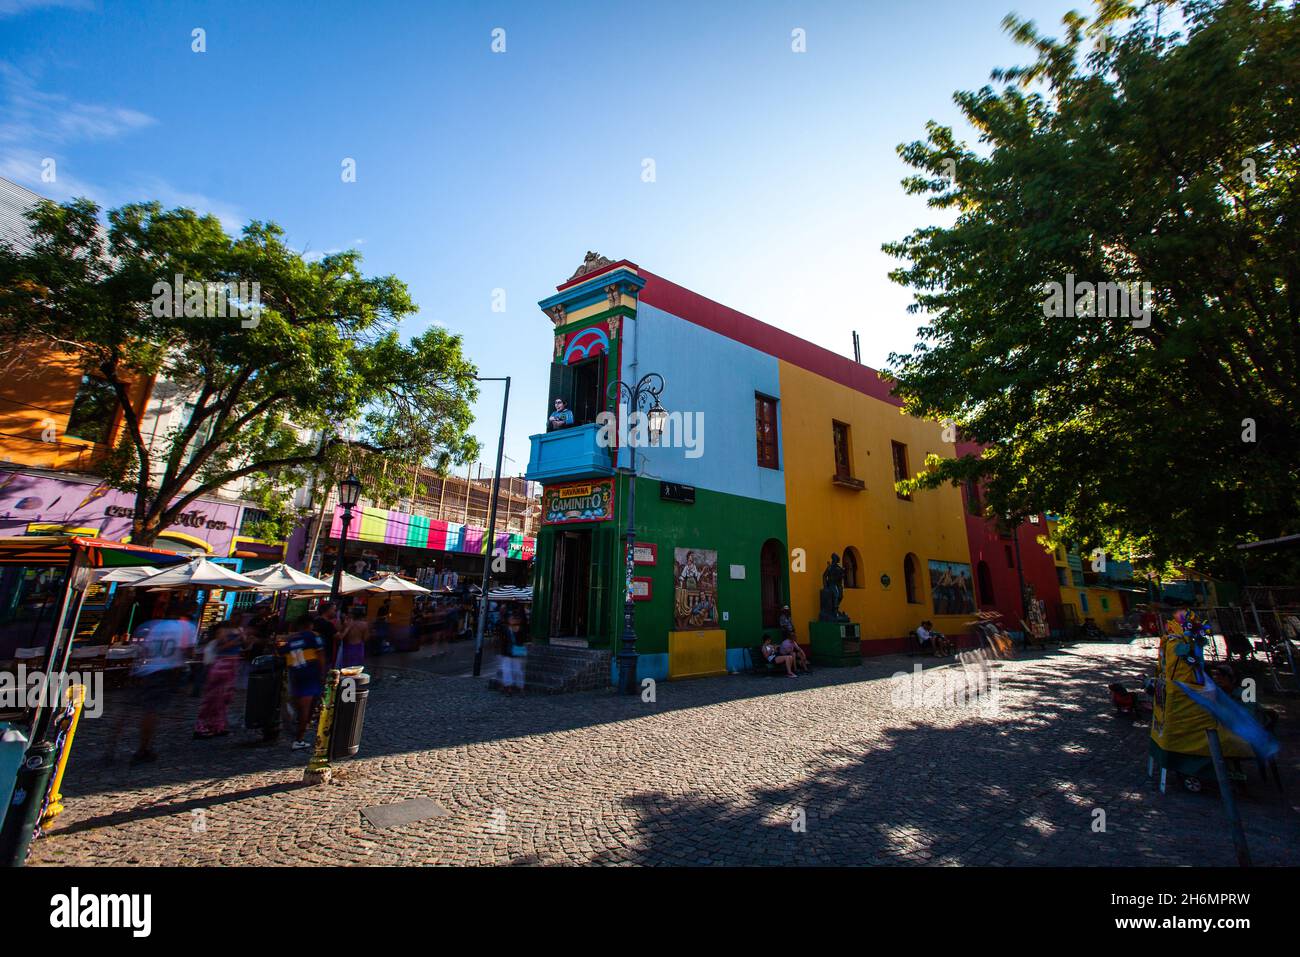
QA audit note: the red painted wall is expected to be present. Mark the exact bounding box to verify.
[956,441,1064,633]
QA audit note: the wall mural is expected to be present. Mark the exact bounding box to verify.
[928,559,976,615]
[674,547,718,629]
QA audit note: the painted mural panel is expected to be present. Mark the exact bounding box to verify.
[673,547,718,629]
[0,470,242,553]
[928,559,976,615]
[542,479,614,525]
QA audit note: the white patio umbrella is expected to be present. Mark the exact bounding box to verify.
[95,565,162,584]
[242,562,333,593]
[365,573,431,594]
[134,557,262,590]
[333,571,378,594]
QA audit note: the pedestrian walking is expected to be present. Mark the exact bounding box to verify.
[194,622,243,737]
[281,615,327,751]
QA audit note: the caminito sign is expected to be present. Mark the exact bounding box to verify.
[542,479,615,525]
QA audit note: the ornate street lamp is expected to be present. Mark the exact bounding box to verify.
[607,372,666,694]
[329,472,363,604]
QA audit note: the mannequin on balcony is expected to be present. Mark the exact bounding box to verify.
[548,397,574,431]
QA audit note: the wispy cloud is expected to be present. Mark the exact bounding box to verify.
[0,0,93,17]
[0,61,243,230]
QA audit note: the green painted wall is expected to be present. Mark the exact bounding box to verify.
[612,475,788,653]
[531,475,788,653]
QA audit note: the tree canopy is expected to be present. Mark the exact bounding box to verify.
[0,198,481,545]
[884,0,1299,575]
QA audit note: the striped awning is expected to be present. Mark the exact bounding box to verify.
[487,585,533,602]
[0,536,192,568]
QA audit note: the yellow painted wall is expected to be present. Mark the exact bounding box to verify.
[0,351,150,471]
[778,361,974,644]
[1060,586,1127,631]
[668,628,727,679]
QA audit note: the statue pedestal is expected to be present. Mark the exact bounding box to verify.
[808,620,861,667]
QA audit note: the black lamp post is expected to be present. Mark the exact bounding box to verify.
[472,376,511,678]
[329,472,363,604]
[608,373,667,694]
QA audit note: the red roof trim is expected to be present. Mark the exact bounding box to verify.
[637,270,902,407]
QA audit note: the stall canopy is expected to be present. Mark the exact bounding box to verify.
[488,586,533,602]
[134,557,261,590]
[94,565,162,584]
[0,536,189,568]
[337,572,379,595]
[242,563,333,593]
[366,574,431,594]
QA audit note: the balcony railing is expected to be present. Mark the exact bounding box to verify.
[524,423,615,483]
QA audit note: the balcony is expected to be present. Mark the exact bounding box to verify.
[525,423,615,483]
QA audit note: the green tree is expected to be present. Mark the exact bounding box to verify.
[0,199,481,546]
[884,0,1299,573]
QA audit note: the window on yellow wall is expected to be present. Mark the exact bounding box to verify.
[891,441,911,500]
[1100,596,1110,612]
[832,421,852,479]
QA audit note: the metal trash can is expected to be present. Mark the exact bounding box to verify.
[244,655,283,740]
[0,724,30,837]
[0,740,55,866]
[329,670,369,760]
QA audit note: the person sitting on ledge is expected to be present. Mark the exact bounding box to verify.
[547,397,574,431]
[778,605,811,673]
[917,619,953,657]
[761,635,797,678]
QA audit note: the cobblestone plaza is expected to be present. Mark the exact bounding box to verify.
[30,641,1299,867]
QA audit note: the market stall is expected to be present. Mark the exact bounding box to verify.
[0,536,187,865]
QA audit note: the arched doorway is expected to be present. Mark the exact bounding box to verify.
[760,539,785,629]
[841,546,861,588]
[903,553,922,605]
[977,560,995,607]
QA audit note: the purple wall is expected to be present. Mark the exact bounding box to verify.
[0,469,243,554]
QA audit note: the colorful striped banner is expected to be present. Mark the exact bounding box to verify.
[329,506,531,558]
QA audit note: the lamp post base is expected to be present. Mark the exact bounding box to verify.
[616,642,638,695]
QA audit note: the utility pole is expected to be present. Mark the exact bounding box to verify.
[472,377,511,678]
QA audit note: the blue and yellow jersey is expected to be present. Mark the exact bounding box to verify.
[282,631,324,679]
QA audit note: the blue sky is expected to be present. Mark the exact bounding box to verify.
[1,0,1077,474]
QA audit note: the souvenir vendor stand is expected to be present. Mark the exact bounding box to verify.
[1149,611,1254,793]
[0,536,187,865]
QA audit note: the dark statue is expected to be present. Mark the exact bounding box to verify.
[818,553,849,622]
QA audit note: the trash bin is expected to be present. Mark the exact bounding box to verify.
[0,740,55,866]
[329,670,369,760]
[0,724,30,837]
[244,655,283,741]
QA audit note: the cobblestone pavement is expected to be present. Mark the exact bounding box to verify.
[29,640,1300,866]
